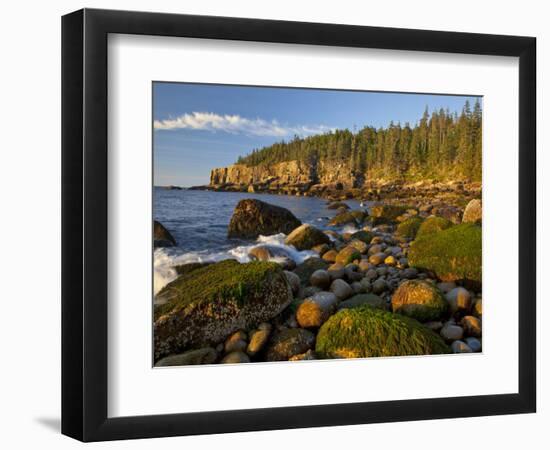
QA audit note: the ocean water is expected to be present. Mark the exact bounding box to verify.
[153,188,365,294]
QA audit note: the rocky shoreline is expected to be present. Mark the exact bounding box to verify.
[153,194,482,366]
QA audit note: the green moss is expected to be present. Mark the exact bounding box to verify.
[174,262,212,276]
[396,217,424,239]
[391,280,447,321]
[409,223,481,284]
[155,259,282,320]
[316,305,450,358]
[416,216,453,238]
[329,211,358,227]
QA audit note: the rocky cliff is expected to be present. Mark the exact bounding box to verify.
[209,160,362,194]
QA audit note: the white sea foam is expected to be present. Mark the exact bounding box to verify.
[153,233,317,294]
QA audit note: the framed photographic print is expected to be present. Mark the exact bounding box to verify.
[61,8,536,442]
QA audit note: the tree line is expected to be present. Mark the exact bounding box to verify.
[235,99,482,182]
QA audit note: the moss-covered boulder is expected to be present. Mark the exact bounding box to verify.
[409,223,482,285]
[350,230,374,244]
[227,199,301,239]
[293,257,330,284]
[174,262,213,276]
[316,306,450,358]
[285,223,331,250]
[154,260,292,360]
[391,280,448,321]
[329,211,358,227]
[416,216,453,238]
[369,204,408,223]
[335,246,361,265]
[396,217,424,239]
[154,220,177,248]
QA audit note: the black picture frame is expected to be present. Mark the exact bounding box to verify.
[62,8,536,442]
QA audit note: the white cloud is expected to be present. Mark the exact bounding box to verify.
[153,112,333,137]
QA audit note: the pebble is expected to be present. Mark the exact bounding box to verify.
[473,299,482,318]
[327,263,345,280]
[221,351,251,363]
[461,315,482,337]
[446,287,472,315]
[284,270,301,295]
[465,337,482,352]
[424,321,443,332]
[372,278,387,294]
[247,325,272,356]
[368,252,387,265]
[310,269,331,289]
[330,279,354,301]
[384,255,397,266]
[322,249,338,263]
[224,330,248,353]
[451,340,473,353]
[440,324,464,342]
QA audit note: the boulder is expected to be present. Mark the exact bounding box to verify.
[329,211,359,227]
[154,220,177,248]
[316,305,450,358]
[227,199,301,239]
[154,260,292,360]
[462,199,482,224]
[348,239,368,254]
[266,328,316,361]
[408,224,482,286]
[174,262,212,276]
[285,224,331,250]
[296,292,339,328]
[155,347,217,366]
[416,216,453,238]
[395,217,424,239]
[391,280,448,321]
[335,246,361,265]
[327,201,350,210]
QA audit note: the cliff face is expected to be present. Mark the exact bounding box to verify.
[210,160,361,192]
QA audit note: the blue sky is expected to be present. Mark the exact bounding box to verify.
[153,82,480,187]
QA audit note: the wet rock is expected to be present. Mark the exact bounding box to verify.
[348,239,368,254]
[154,220,177,248]
[293,257,329,284]
[285,223,331,250]
[335,246,361,265]
[327,263,346,280]
[368,252,387,266]
[224,330,248,353]
[227,199,301,239]
[338,293,386,311]
[322,249,338,263]
[473,299,482,318]
[372,278,387,294]
[312,243,330,256]
[289,349,317,361]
